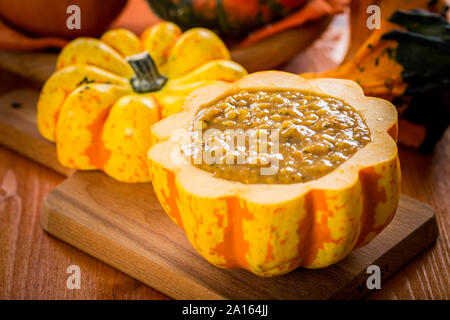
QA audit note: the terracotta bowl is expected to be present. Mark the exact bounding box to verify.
[0,0,128,39]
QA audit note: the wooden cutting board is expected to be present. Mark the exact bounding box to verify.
[40,172,438,299]
[0,87,440,299]
[0,88,73,176]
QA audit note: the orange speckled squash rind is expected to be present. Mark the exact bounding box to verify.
[148,71,400,277]
[37,22,247,183]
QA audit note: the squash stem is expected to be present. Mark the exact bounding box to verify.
[126,52,167,93]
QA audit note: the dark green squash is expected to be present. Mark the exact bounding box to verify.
[146,0,307,38]
[384,9,450,151]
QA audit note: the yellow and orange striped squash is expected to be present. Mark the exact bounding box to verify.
[37,22,247,182]
[148,71,401,277]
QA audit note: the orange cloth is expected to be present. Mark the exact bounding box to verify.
[239,0,349,47]
[0,18,68,50]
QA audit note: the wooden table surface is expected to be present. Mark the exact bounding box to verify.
[0,67,449,300]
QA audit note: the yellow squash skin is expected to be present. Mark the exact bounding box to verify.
[148,71,401,277]
[37,22,247,182]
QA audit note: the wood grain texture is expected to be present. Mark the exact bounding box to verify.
[0,51,56,84]
[368,130,450,300]
[40,170,438,300]
[0,88,73,176]
[0,145,169,300]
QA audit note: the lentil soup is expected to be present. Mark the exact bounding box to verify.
[185,90,371,184]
